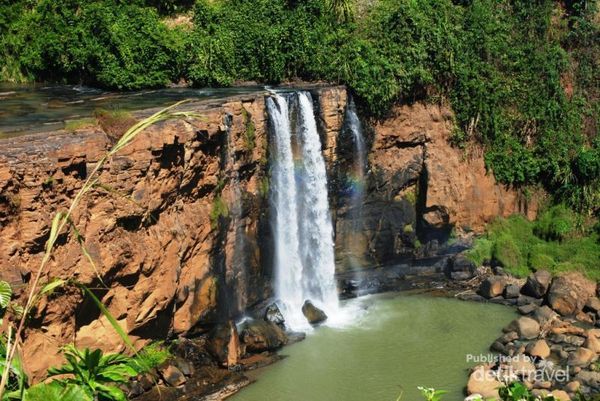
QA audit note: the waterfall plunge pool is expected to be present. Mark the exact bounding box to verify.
[230,293,516,401]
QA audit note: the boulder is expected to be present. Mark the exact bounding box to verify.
[517,295,543,307]
[547,273,596,316]
[504,284,521,299]
[466,365,501,399]
[550,390,571,401]
[240,319,287,352]
[564,381,581,393]
[584,336,600,353]
[159,364,186,387]
[507,317,541,340]
[585,297,600,314]
[521,270,552,298]
[568,347,597,367]
[302,300,328,324]
[506,354,536,377]
[518,304,539,315]
[532,305,559,326]
[575,370,600,387]
[448,253,476,280]
[264,303,285,328]
[526,340,551,359]
[478,277,506,299]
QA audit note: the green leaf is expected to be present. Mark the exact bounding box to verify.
[95,383,127,401]
[97,364,137,383]
[39,279,66,297]
[24,382,92,401]
[0,281,12,309]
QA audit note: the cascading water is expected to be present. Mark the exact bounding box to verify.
[343,97,368,270]
[267,92,339,330]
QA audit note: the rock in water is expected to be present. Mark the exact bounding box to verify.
[521,270,552,298]
[478,277,506,299]
[264,303,286,328]
[302,300,328,324]
[240,320,287,352]
[507,316,541,340]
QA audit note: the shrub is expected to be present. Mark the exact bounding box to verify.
[47,345,137,401]
[534,205,577,241]
[492,234,528,276]
[528,252,555,271]
[129,342,171,374]
[466,238,493,266]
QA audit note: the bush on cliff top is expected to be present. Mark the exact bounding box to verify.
[0,0,598,214]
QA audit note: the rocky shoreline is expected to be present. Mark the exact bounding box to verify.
[451,261,600,400]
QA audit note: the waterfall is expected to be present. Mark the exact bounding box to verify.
[267,92,338,330]
[344,97,368,269]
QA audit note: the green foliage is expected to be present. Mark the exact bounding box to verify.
[210,195,229,230]
[128,342,171,374]
[470,210,600,279]
[0,337,28,401]
[417,386,447,401]
[48,345,137,401]
[0,0,598,214]
[493,234,526,276]
[24,382,92,401]
[2,0,187,89]
[64,118,98,133]
[534,204,577,241]
[242,108,256,151]
[465,238,493,266]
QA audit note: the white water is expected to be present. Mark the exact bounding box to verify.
[267,92,339,330]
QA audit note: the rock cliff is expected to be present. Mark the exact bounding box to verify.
[0,86,535,379]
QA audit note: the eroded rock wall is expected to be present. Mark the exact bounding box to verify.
[334,102,538,269]
[0,88,535,379]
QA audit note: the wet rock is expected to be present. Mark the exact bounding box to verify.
[526,340,551,359]
[127,381,145,398]
[451,271,473,281]
[532,306,559,326]
[466,365,501,399]
[568,347,597,367]
[548,273,596,316]
[518,303,539,315]
[448,253,476,280]
[207,323,236,364]
[302,300,328,324]
[490,341,506,354]
[173,357,194,377]
[507,317,541,340]
[264,303,285,328]
[497,331,519,344]
[521,270,552,299]
[159,364,186,387]
[240,319,287,352]
[517,295,543,307]
[478,277,506,299]
[504,284,521,299]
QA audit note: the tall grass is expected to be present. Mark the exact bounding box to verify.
[0,101,202,399]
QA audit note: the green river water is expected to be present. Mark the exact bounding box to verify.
[231,293,516,401]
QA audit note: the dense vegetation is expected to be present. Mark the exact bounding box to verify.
[0,0,598,214]
[466,205,600,279]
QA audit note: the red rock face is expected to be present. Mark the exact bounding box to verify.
[0,87,535,380]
